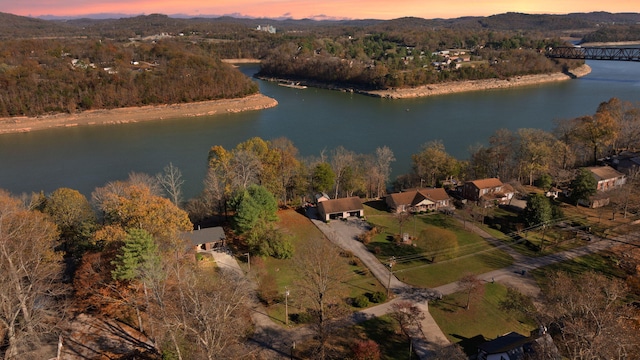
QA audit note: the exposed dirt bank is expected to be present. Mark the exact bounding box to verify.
[579,41,640,47]
[363,65,592,99]
[0,94,278,135]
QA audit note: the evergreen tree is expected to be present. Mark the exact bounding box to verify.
[112,228,159,281]
[570,168,597,205]
[232,184,278,233]
[521,193,553,227]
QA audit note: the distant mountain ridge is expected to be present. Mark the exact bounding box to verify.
[1,11,639,38]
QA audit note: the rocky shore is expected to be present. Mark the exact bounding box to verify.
[0,94,278,135]
[363,64,592,99]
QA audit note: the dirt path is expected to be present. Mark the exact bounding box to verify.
[0,93,278,135]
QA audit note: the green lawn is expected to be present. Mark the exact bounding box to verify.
[350,315,410,360]
[364,207,513,287]
[430,282,537,355]
[245,209,386,325]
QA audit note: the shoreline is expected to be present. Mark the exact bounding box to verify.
[0,94,278,135]
[361,65,592,99]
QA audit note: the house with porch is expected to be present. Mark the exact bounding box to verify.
[385,188,452,213]
[317,196,364,221]
[462,178,514,206]
[181,226,226,251]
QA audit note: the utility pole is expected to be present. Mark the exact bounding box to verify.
[285,287,290,325]
[387,256,396,297]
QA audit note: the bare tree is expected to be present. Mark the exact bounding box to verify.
[167,267,253,360]
[540,271,640,359]
[293,239,351,359]
[374,146,395,198]
[156,162,184,206]
[331,146,356,199]
[389,301,425,359]
[457,273,483,310]
[230,149,262,190]
[0,190,66,359]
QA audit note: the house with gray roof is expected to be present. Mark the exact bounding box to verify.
[181,226,226,251]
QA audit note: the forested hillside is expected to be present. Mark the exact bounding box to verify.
[0,38,258,117]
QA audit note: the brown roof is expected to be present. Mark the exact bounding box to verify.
[587,166,625,181]
[417,188,450,202]
[386,188,450,208]
[318,197,363,214]
[468,178,503,189]
[387,191,416,208]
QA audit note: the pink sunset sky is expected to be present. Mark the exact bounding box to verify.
[3,0,638,20]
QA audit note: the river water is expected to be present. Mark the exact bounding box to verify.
[0,61,638,199]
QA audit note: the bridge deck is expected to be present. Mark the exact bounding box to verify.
[546,47,640,62]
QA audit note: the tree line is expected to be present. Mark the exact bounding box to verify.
[257,30,580,90]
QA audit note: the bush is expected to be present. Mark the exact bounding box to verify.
[195,253,205,261]
[373,246,382,255]
[340,250,355,258]
[370,291,387,303]
[353,294,370,308]
[293,311,315,324]
[351,339,381,360]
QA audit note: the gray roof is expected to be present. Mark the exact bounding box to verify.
[181,227,226,247]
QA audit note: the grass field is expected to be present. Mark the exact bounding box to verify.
[363,203,513,287]
[429,282,537,355]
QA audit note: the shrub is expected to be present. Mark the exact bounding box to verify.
[195,253,205,261]
[373,246,382,255]
[370,291,387,303]
[340,250,355,258]
[293,311,314,324]
[354,294,370,308]
[351,339,381,360]
[350,257,362,267]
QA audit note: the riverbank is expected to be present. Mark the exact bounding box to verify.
[0,94,278,135]
[363,64,592,99]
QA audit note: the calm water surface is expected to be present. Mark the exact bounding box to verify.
[0,61,639,199]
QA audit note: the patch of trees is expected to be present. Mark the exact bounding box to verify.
[0,38,258,117]
[463,98,640,190]
[190,137,395,222]
[581,24,640,43]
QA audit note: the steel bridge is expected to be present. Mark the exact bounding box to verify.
[546,47,640,61]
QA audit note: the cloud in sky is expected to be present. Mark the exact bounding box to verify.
[5,0,637,19]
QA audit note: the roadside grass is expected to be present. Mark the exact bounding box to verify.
[531,251,627,289]
[479,204,628,258]
[251,209,386,325]
[430,282,537,355]
[363,205,513,287]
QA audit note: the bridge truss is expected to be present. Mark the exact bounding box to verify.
[546,47,640,61]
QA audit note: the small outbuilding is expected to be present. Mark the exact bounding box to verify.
[317,196,364,222]
[181,226,226,251]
